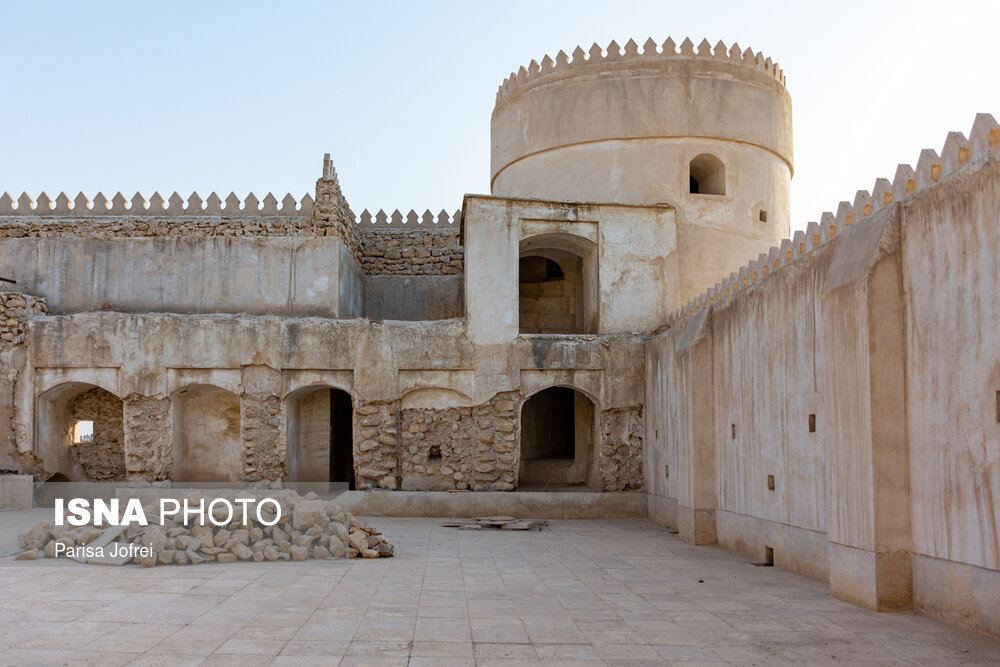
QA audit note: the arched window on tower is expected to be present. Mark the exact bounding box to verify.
[689,154,726,195]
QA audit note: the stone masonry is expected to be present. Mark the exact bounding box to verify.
[360,228,463,275]
[68,387,125,481]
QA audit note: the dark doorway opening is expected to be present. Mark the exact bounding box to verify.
[330,389,355,489]
[518,386,596,489]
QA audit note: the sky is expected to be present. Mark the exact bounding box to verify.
[1,1,999,233]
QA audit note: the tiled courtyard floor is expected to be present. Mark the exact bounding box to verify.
[0,515,998,666]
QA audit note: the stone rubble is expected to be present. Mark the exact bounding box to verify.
[13,490,393,566]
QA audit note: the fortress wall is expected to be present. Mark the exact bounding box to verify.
[646,121,1000,634]
[0,236,352,317]
[900,158,1000,632]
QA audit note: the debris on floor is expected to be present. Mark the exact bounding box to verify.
[442,516,549,530]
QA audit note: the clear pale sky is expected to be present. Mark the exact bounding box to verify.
[1,1,998,232]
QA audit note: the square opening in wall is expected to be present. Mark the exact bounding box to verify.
[808,414,816,432]
[765,546,774,565]
[428,445,442,460]
[759,209,768,223]
[664,464,669,479]
[767,474,775,491]
[731,423,736,440]
[72,420,94,444]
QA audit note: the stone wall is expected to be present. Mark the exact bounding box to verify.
[123,396,172,482]
[0,215,312,239]
[359,229,463,275]
[471,392,519,491]
[68,387,125,481]
[354,401,400,490]
[0,292,46,346]
[399,406,475,490]
[598,406,644,491]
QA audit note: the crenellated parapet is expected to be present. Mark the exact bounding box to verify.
[357,209,464,276]
[0,190,313,217]
[356,208,461,232]
[495,37,786,106]
[665,113,1000,328]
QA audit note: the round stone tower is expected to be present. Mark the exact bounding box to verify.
[491,37,793,297]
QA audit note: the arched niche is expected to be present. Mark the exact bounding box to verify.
[171,384,242,483]
[35,382,125,481]
[285,385,354,488]
[519,232,598,334]
[689,153,726,195]
[518,386,598,490]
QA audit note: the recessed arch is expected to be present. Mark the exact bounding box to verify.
[285,384,354,488]
[519,233,598,334]
[689,153,726,195]
[35,382,125,482]
[518,386,598,490]
[400,387,472,410]
[171,384,242,483]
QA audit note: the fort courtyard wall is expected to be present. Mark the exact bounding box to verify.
[645,114,1000,634]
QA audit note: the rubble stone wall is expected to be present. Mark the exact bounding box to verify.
[68,388,125,481]
[599,406,645,491]
[359,228,463,275]
[354,401,400,490]
[0,292,47,346]
[399,406,474,490]
[0,215,312,239]
[123,396,172,482]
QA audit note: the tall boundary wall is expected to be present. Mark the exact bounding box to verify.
[646,114,1000,636]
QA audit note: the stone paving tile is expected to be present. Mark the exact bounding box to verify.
[0,516,998,665]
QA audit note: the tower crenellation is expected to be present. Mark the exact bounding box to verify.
[495,36,786,105]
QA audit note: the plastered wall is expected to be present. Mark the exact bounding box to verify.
[645,141,1000,635]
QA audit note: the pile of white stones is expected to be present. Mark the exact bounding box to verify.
[15,491,393,566]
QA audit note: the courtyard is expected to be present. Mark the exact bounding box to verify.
[0,514,997,666]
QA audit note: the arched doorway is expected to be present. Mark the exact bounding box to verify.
[519,233,598,334]
[286,386,354,489]
[35,383,125,481]
[518,386,597,490]
[171,384,242,483]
